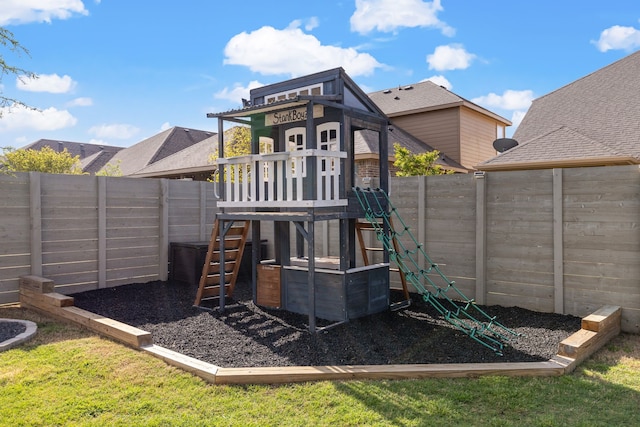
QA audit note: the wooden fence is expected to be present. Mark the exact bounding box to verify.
[1,167,639,332]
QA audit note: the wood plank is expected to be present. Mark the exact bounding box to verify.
[56,305,103,327]
[558,305,621,366]
[19,275,55,293]
[89,316,153,348]
[214,361,566,384]
[20,289,74,307]
[142,344,218,383]
[558,326,620,366]
[581,305,622,332]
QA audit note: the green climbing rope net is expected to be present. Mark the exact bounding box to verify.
[353,186,519,355]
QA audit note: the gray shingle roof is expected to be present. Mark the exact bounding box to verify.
[107,126,215,176]
[482,50,640,169]
[129,135,217,177]
[368,80,510,124]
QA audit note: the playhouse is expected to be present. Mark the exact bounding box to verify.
[199,68,395,331]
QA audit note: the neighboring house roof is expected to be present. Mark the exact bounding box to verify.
[106,126,215,176]
[355,126,467,172]
[23,139,118,159]
[478,49,640,171]
[129,135,217,178]
[22,139,125,174]
[80,145,127,174]
[368,80,511,124]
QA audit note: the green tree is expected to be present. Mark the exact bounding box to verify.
[209,126,252,182]
[1,146,84,174]
[1,27,37,114]
[95,160,123,177]
[209,126,252,161]
[393,143,452,177]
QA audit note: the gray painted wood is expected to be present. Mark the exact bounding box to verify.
[1,167,639,332]
[553,169,564,314]
[475,172,486,305]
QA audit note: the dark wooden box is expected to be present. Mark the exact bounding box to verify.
[282,263,389,322]
[169,240,267,286]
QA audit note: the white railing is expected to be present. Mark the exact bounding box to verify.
[216,149,348,208]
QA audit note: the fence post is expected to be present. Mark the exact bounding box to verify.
[98,176,107,288]
[418,176,427,275]
[159,179,169,281]
[553,168,564,314]
[29,172,42,277]
[474,171,487,305]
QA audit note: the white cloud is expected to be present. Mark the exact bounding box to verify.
[0,104,77,131]
[0,0,88,25]
[305,17,319,31]
[593,24,640,52]
[427,44,476,71]
[223,21,384,78]
[17,73,76,94]
[350,0,454,36]
[215,80,264,103]
[471,89,534,111]
[67,97,93,107]
[88,123,139,140]
[421,75,451,89]
[159,122,171,132]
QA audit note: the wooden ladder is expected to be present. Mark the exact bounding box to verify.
[355,218,411,310]
[194,218,250,307]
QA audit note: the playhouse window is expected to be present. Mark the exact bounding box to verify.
[266,84,323,104]
[317,122,340,172]
[260,137,274,181]
[285,127,306,177]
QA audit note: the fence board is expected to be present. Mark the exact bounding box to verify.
[0,168,637,332]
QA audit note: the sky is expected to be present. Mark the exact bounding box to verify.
[0,0,639,149]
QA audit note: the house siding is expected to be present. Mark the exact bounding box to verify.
[390,108,461,165]
[459,107,500,169]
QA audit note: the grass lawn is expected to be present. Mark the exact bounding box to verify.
[1,305,639,427]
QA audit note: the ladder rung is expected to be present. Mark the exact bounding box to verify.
[364,247,384,252]
[204,273,235,285]
[201,284,232,298]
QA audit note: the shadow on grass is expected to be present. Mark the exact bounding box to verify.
[333,365,640,425]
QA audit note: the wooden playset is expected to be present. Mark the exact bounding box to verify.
[194,68,515,353]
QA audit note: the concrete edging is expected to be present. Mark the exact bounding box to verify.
[0,319,37,352]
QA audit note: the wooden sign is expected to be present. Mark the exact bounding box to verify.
[265,105,324,126]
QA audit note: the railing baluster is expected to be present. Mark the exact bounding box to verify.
[333,157,340,201]
[317,156,323,202]
[216,150,347,206]
[276,160,283,202]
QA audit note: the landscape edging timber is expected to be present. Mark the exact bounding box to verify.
[18,276,621,385]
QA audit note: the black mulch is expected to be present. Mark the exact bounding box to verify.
[70,280,582,368]
[0,321,26,344]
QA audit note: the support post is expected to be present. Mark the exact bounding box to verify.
[307,220,316,333]
[553,168,564,314]
[159,179,169,281]
[98,176,107,288]
[29,172,42,277]
[418,176,427,277]
[474,171,487,305]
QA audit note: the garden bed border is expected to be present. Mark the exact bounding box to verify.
[18,275,621,385]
